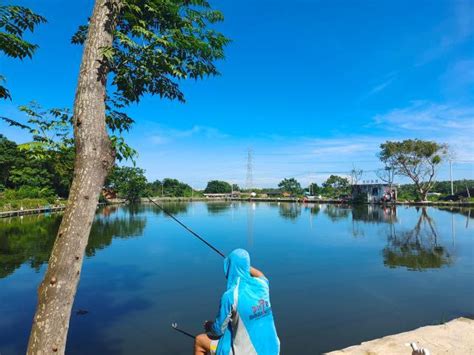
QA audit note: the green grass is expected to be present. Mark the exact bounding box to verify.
[0,197,64,212]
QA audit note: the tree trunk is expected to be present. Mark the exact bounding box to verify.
[418,189,428,202]
[27,1,119,353]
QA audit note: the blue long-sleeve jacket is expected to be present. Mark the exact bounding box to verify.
[208,249,280,354]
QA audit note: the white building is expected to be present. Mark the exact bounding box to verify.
[352,182,397,203]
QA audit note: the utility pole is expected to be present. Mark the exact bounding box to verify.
[449,159,454,195]
[246,148,254,192]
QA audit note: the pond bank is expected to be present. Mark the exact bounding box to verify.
[145,196,473,205]
[0,205,66,218]
[1,197,472,218]
[327,317,474,355]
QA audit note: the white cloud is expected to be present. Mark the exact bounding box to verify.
[373,101,474,132]
[363,72,398,98]
[373,101,474,165]
[140,102,474,188]
[150,135,171,145]
[149,125,228,145]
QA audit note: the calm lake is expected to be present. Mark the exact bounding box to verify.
[1,202,473,354]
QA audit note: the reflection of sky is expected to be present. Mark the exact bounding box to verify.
[0,203,473,354]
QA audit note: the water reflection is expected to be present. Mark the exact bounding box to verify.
[154,202,189,215]
[86,209,147,256]
[383,208,452,270]
[0,214,61,278]
[0,202,473,355]
[352,205,397,224]
[323,204,350,221]
[206,202,231,215]
[278,203,302,220]
[0,206,147,279]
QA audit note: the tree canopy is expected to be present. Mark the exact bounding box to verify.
[0,5,46,100]
[0,104,75,197]
[322,175,350,197]
[148,178,194,197]
[71,0,229,138]
[278,178,302,195]
[204,180,232,193]
[380,139,447,201]
[106,166,148,202]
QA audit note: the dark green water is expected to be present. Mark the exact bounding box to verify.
[0,202,473,354]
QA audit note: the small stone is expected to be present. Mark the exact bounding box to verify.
[50,277,57,285]
[52,345,58,352]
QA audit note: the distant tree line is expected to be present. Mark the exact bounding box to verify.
[0,133,74,199]
[2,132,471,204]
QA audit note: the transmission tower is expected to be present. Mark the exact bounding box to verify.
[246,148,254,191]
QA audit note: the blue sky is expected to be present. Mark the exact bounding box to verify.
[1,0,473,188]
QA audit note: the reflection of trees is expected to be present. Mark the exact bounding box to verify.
[141,202,189,216]
[86,215,147,256]
[0,210,147,279]
[154,202,189,215]
[351,205,397,238]
[323,204,350,221]
[439,207,472,228]
[305,203,321,215]
[352,205,397,224]
[383,208,452,270]
[0,215,62,278]
[206,202,231,215]
[278,203,301,220]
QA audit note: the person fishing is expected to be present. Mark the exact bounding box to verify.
[194,248,280,355]
[146,199,279,354]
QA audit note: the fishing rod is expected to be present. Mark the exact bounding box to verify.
[146,196,225,258]
[171,322,195,339]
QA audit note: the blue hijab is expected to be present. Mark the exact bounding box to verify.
[224,248,252,289]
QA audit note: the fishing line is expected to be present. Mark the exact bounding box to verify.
[146,196,225,258]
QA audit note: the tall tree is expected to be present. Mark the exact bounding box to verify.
[0,5,46,99]
[0,134,19,188]
[27,1,228,353]
[379,139,447,201]
[322,175,350,197]
[278,178,302,195]
[204,180,232,193]
[307,182,320,195]
[107,165,148,202]
[2,103,75,196]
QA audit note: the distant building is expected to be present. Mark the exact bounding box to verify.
[263,189,281,197]
[102,188,117,200]
[352,182,397,203]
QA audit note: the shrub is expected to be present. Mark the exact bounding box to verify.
[4,186,55,199]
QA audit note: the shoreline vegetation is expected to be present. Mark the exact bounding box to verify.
[2,196,472,218]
